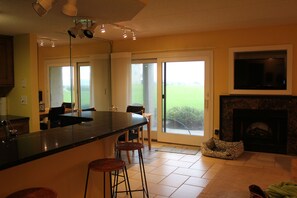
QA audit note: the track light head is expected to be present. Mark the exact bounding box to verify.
[67,22,83,38]
[84,23,98,38]
[132,31,136,40]
[40,40,44,46]
[32,0,54,17]
[123,29,127,39]
[100,24,106,33]
[62,0,77,16]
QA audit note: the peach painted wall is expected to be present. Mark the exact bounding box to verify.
[111,24,297,131]
[37,24,297,134]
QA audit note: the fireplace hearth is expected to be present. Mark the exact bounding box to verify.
[220,95,297,155]
[233,109,287,153]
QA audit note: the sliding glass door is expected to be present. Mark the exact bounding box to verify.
[131,51,213,146]
[77,64,92,109]
[157,54,213,146]
[49,62,93,110]
[162,61,204,136]
[49,66,74,107]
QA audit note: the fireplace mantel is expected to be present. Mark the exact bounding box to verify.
[220,95,297,154]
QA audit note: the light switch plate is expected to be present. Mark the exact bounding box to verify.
[20,96,27,104]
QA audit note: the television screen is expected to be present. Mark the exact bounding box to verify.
[234,50,287,90]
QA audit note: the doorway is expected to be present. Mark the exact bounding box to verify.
[157,54,213,146]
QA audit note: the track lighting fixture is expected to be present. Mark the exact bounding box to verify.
[62,0,77,17]
[40,40,44,46]
[110,24,137,41]
[51,40,55,47]
[84,23,98,38]
[68,22,83,38]
[32,0,54,17]
[67,20,137,40]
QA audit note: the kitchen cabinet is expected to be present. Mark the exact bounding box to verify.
[0,35,14,96]
[0,116,29,139]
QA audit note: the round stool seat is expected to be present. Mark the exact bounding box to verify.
[7,187,57,198]
[116,142,143,151]
[84,158,132,198]
[88,158,126,172]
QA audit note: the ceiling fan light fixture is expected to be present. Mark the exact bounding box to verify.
[67,22,83,38]
[32,0,54,17]
[84,23,98,38]
[62,0,77,17]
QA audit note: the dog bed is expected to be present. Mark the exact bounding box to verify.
[201,138,244,159]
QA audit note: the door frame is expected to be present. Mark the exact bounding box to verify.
[156,50,213,146]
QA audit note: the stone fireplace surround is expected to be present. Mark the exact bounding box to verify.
[220,95,297,155]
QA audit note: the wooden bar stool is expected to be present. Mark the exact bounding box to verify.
[84,158,132,198]
[116,142,149,197]
[6,187,57,198]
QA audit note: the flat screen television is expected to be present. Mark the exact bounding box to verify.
[234,50,286,90]
[229,45,292,95]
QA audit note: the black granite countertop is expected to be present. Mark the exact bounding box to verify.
[0,115,29,121]
[0,111,147,170]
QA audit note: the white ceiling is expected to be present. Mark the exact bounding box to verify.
[1,0,297,45]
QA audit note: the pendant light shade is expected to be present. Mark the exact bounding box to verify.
[62,0,77,16]
[32,0,54,16]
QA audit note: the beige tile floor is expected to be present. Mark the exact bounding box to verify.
[116,141,295,198]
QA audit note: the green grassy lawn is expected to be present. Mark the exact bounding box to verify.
[63,88,90,109]
[132,84,204,111]
[64,84,204,111]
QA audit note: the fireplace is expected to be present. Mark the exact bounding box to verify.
[220,95,297,155]
[233,109,287,153]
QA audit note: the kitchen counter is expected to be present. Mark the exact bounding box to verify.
[0,111,147,197]
[0,115,29,139]
[0,115,29,121]
[0,111,147,170]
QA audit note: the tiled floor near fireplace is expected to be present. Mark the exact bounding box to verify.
[117,141,295,198]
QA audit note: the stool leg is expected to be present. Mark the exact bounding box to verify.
[122,169,128,195]
[112,170,117,197]
[109,171,113,198]
[113,170,120,198]
[84,167,90,198]
[123,166,133,197]
[116,150,129,195]
[104,172,106,197]
[138,149,149,198]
